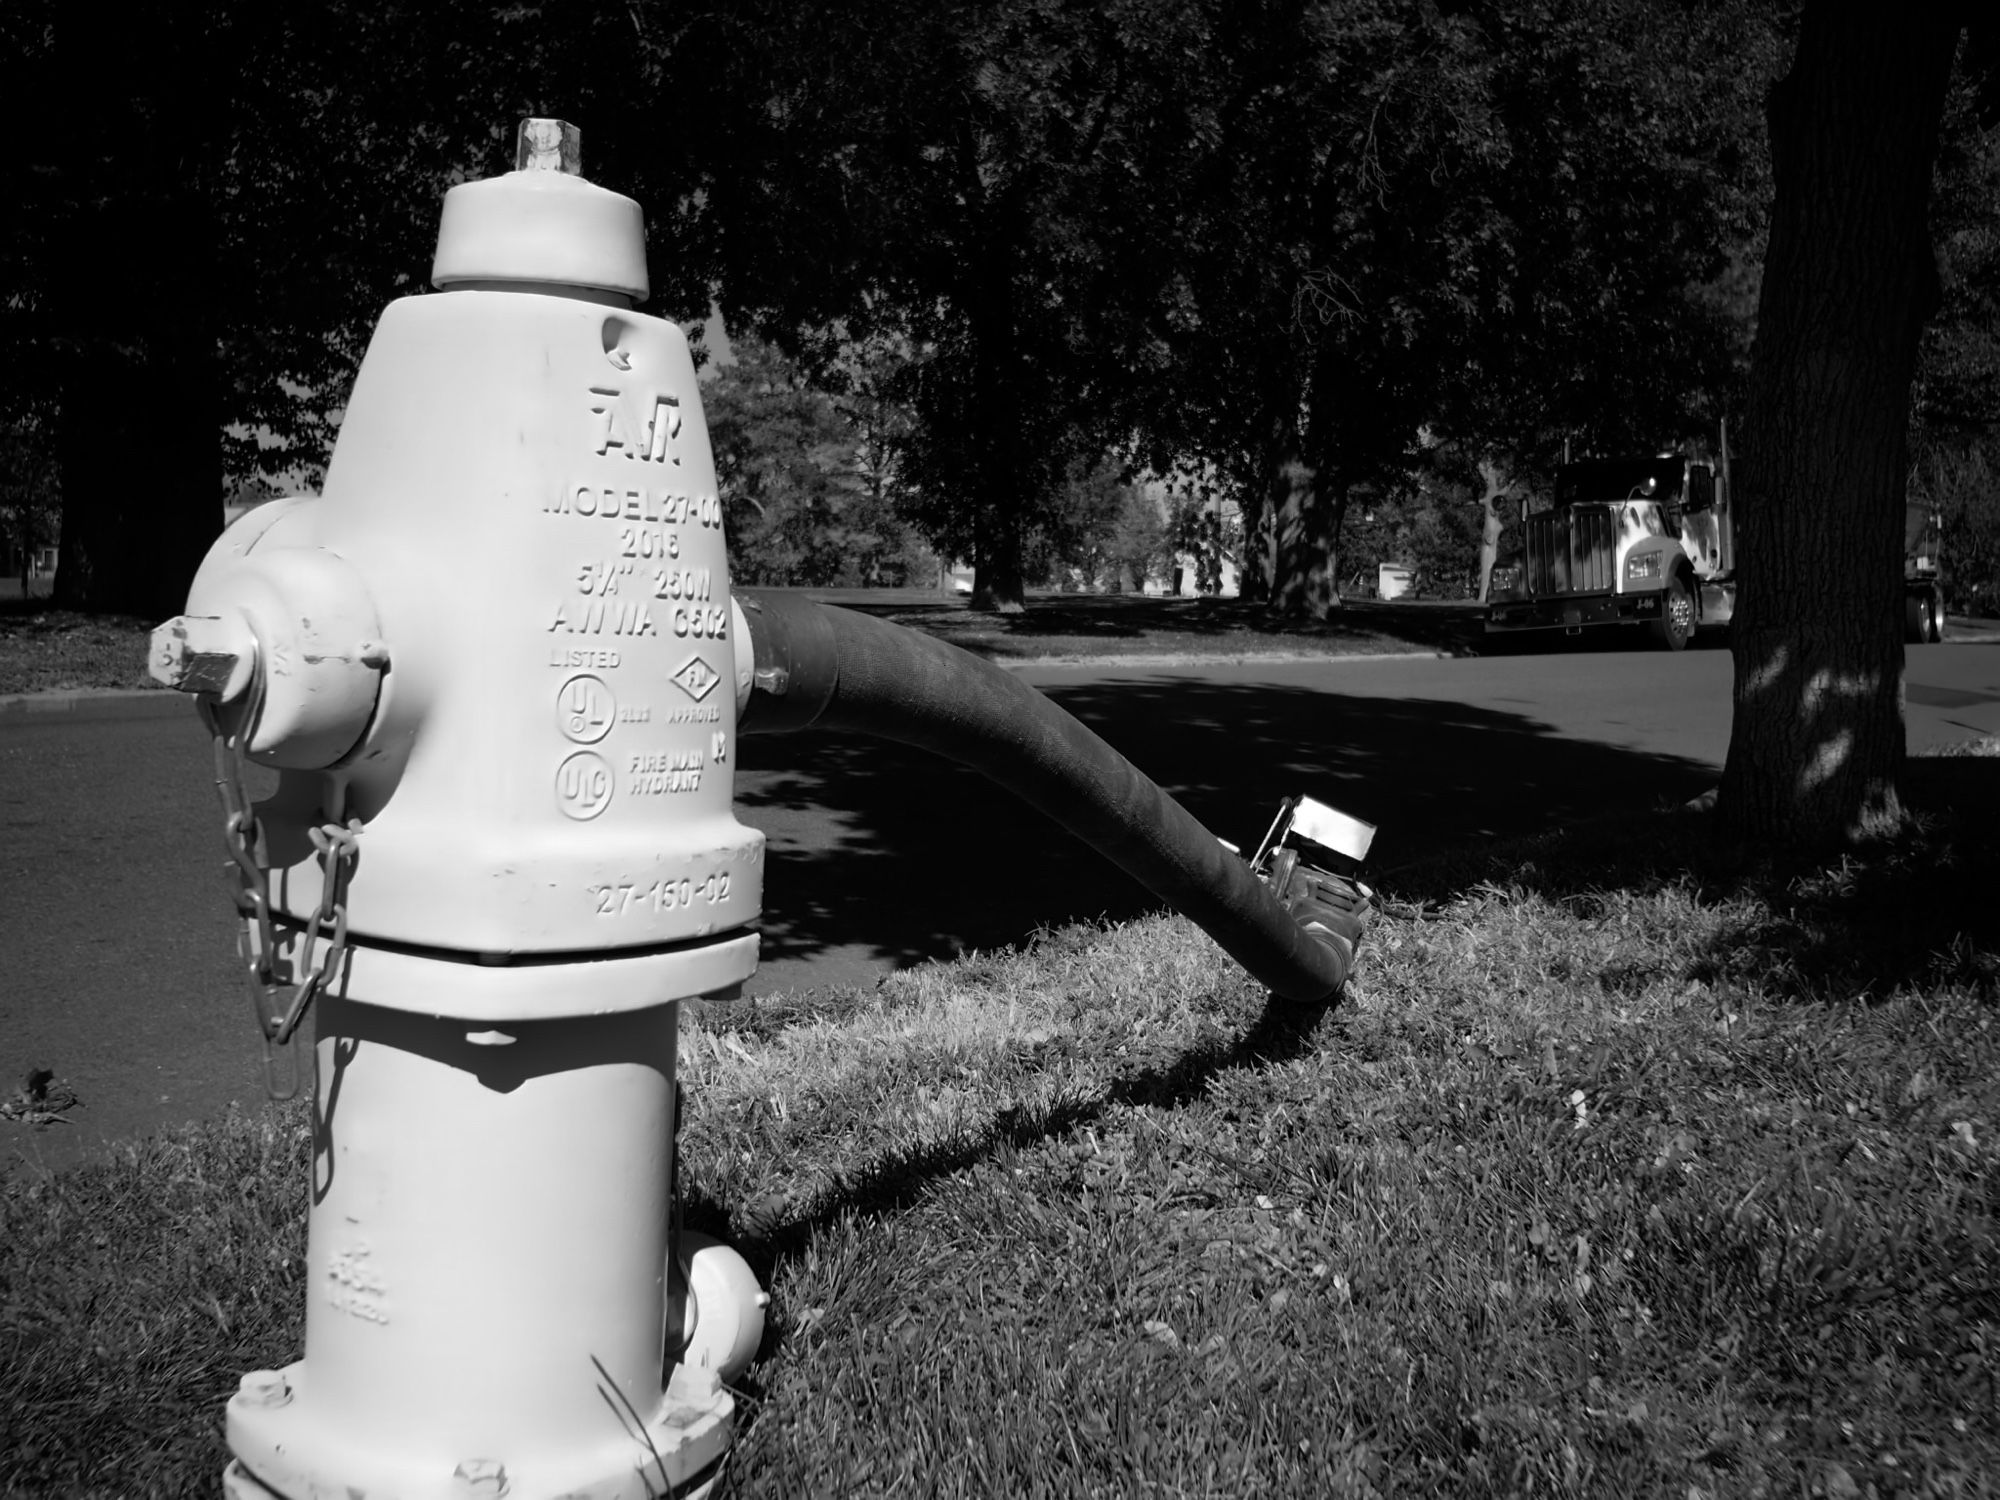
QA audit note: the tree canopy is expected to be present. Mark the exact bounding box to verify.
[0,0,1790,616]
[6,0,2000,848]
[2,0,701,614]
[704,334,933,588]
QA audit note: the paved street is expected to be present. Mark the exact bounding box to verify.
[5,634,1999,1173]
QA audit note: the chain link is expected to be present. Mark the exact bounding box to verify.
[201,704,362,1100]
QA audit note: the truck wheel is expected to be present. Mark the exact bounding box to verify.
[1930,590,1946,644]
[1906,595,1929,643]
[1651,577,1694,651]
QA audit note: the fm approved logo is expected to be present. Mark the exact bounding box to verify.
[671,654,719,703]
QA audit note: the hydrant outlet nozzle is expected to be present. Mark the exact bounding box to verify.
[149,613,255,701]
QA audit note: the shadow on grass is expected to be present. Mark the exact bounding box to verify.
[739,672,1719,978]
[1383,751,2000,1006]
[687,988,1337,1288]
[711,744,2000,1412]
[728,685,1998,1261]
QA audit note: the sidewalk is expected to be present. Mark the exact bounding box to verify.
[1942,615,2000,643]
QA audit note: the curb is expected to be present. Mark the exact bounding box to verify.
[0,688,180,716]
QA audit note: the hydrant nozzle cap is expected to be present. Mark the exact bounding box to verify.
[432,119,648,303]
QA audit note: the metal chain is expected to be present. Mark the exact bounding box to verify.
[201,704,362,1099]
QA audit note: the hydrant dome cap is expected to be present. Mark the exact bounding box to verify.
[431,170,648,302]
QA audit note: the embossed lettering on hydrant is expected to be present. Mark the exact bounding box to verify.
[325,1243,391,1325]
[585,385,682,465]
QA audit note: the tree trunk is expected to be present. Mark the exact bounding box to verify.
[1263,414,1340,618]
[1476,457,1511,603]
[963,195,1028,615]
[1237,478,1272,603]
[47,8,221,620]
[969,506,1026,613]
[1716,2,1959,846]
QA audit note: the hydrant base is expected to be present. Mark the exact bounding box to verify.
[225,1359,735,1500]
[224,1458,729,1500]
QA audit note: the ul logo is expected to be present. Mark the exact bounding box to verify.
[558,674,615,744]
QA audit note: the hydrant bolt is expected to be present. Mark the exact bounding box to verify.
[453,1458,509,1498]
[235,1370,292,1409]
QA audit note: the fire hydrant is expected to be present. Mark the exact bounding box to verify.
[154,120,767,1500]
[155,116,1376,1500]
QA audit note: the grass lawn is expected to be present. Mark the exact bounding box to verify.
[0,606,166,696]
[6,756,1997,1497]
[0,589,1480,698]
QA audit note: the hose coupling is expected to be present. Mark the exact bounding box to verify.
[1250,795,1377,991]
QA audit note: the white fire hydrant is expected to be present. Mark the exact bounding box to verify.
[153,119,766,1500]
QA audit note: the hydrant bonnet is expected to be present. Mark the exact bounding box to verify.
[431,118,648,303]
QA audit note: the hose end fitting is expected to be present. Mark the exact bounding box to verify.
[1266,847,1374,994]
[733,591,842,733]
[1250,795,1378,1002]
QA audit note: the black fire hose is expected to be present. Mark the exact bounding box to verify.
[732,591,1365,1004]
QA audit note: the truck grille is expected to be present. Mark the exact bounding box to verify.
[1525,506,1616,595]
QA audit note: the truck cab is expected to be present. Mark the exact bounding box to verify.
[1485,453,1734,651]
[1905,501,1945,643]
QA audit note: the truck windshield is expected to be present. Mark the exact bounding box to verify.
[1906,503,1940,555]
[1556,460,1684,507]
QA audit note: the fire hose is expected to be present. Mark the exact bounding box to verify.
[733,590,1372,1005]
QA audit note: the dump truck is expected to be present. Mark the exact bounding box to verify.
[1484,441,1945,650]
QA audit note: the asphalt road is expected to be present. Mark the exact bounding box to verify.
[6,634,2000,1174]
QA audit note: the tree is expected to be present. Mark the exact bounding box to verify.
[0,414,59,593]
[1716,2,1965,845]
[3,1,706,618]
[1909,39,2000,614]
[1137,0,1499,614]
[1474,458,1517,603]
[704,334,929,587]
[21,5,223,618]
[1030,458,1169,592]
[1098,483,1172,594]
[1143,0,1771,618]
[1913,36,2000,454]
[1922,446,2000,616]
[673,0,1223,612]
